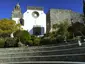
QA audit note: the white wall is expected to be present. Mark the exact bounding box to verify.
[23,9,46,35]
[12,18,20,24]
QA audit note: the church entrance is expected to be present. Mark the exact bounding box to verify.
[33,26,41,35]
[33,26,44,36]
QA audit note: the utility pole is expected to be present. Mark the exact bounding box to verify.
[83,0,85,17]
[71,19,75,39]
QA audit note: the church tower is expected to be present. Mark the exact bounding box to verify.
[11,3,23,24]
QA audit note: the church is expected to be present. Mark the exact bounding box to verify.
[11,3,46,36]
[11,3,83,36]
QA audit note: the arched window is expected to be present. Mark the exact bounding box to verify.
[20,18,24,26]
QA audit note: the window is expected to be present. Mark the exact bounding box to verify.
[33,27,41,35]
[32,11,39,18]
[20,18,24,26]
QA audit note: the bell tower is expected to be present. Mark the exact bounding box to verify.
[11,3,23,24]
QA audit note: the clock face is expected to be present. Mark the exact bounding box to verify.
[32,11,39,18]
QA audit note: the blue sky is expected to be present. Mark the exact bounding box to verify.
[0,0,83,19]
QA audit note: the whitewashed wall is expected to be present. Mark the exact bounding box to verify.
[12,18,20,24]
[23,9,46,35]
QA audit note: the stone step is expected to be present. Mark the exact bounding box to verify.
[0,47,84,56]
[0,43,85,52]
[0,43,84,63]
[0,61,85,64]
[0,42,84,50]
[0,53,85,62]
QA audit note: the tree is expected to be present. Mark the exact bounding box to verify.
[0,19,21,37]
[14,30,32,46]
[68,22,84,37]
[53,19,70,39]
[41,19,71,43]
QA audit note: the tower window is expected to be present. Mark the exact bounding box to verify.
[20,18,24,26]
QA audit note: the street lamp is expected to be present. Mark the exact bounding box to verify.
[71,19,75,39]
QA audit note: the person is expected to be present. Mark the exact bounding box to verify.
[78,37,82,46]
[64,36,67,43]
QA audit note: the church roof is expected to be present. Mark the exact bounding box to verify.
[12,3,22,18]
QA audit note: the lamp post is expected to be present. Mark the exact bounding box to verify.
[71,19,75,39]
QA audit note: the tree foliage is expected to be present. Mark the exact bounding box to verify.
[14,30,33,46]
[31,35,41,46]
[4,38,18,47]
[0,38,5,48]
[41,19,71,44]
[14,30,31,40]
[53,19,70,39]
[68,22,84,37]
[0,19,21,37]
[14,30,41,46]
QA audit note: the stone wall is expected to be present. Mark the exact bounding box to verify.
[46,9,84,33]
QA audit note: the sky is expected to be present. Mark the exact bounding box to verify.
[0,0,83,19]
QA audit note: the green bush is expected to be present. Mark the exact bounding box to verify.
[14,30,41,46]
[14,30,32,45]
[0,38,5,48]
[40,36,59,45]
[20,31,31,44]
[33,38,41,46]
[31,35,41,46]
[4,38,18,47]
[40,37,51,45]
[26,40,33,46]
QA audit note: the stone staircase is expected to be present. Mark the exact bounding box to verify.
[0,42,85,64]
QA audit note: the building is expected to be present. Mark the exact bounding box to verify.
[12,3,46,36]
[46,9,84,33]
[23,6,46,36]
[12,3,84,36]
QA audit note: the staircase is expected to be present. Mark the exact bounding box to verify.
[0,42,85,64]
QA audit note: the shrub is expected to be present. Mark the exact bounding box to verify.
[20,31,31,44]
[4,38,18,47]
[14,30,41,46]
[14,30,32,45]
[40,37,51,45]
[0,38,5,48]
[13,30,23,38]
[31,35,41,46]
[33,38,41,46]
[25,40,33,46]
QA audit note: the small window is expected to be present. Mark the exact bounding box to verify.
[20,18,24,26]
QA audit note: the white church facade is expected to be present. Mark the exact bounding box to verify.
[11,3,46,36]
